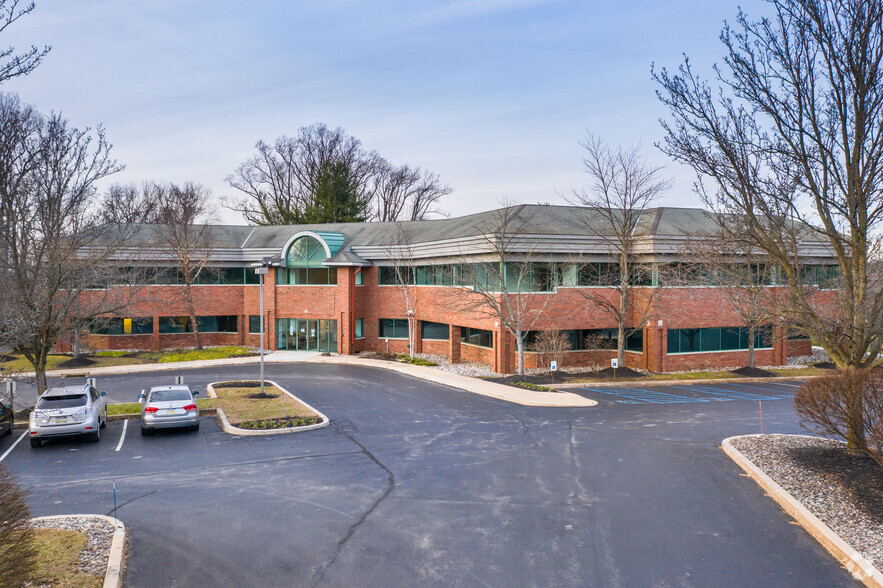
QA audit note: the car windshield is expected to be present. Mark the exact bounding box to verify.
[149,389,191,402]
[37,394,87,409]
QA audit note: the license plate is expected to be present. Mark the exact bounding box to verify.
[163,409,178,415]
[53,418,68,423]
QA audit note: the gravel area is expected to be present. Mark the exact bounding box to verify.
[31,515,114,577]
[729,434,883,570]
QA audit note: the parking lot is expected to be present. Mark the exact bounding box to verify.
[577,379,804,405]
[0,364,858,587]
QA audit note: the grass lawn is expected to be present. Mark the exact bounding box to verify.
[209,382,317,426]
[30,528,103,588]
[107,399,214,416]
[1,346,258,373]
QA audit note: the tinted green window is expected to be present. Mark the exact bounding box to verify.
[90,317,153,335]
[667,326,772,354]
[460,327,493,348]
[197,316,238,333]
[277,267,338,285]
[355,318,364,338]
[287,236,326,266]
[379,318,409,339]
[421,321,449,340]
[249,315,261,334]
[159,316,191,333]
[524,328,643,352]
[354,270,364,285]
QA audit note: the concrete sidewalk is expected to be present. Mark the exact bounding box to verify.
[307,355,597,407]
[19,350,321,379]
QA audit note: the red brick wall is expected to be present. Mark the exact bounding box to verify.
[75,271,816,373]
[787,339,812,356]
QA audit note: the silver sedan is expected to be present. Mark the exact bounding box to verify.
[139,385,199,435]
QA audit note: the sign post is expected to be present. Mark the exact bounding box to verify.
[550,360,557,384]
[611,358,618,381]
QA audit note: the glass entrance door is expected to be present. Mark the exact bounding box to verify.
[277,319,338,352]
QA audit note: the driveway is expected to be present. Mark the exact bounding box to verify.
[0,364,857,587]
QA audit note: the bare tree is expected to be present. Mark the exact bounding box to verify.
[0,93,143,392]
[153,182,216,350]
[224,124,380,225]
[0,1,49,85]
[680,231,782,368]
[447,201,558,376]
[98,182,161,224]
[372,162,450,221]
[569,134,672,367]
[655,0,883,451]
[383,223,420,356]
[530,330,572,380]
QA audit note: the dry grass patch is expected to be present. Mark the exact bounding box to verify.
[29,528,102,588]
[210,381,318,427]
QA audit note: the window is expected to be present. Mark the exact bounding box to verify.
[276,267,338,285]
[286,235,326,266]
[355,318,364,339]
[421,321,449,340]
[523,328,644,352]
[379,318,409,339]
[354,270,364,285]
[460,327,493,348]
[667,326,773,354]
[249,315,261,334]
[158,316,238,334]
[159,316,191,333]
[198,316,238,333]
[90,317,153,335]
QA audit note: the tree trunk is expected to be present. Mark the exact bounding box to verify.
[747,324,755,368]
[184,281,202,350]
[73,330,81,360]
[516,333,525,377]
[845,374,866,454]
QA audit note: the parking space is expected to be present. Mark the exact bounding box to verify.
[579,379,804,405]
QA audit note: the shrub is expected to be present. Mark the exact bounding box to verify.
[512,381,552,392]
[408,357,437,367]
[0,464,35,586]
[95,350,128,357]
[794,368,883,468]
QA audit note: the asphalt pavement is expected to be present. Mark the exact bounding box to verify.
[0,363,859,587]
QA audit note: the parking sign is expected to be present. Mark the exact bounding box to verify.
[611,358,618,369]
[550,360,558,372]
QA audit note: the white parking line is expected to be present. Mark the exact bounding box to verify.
[115,420,128,452]
[0,431,27,462]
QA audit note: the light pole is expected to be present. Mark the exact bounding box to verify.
[256,257,273,397]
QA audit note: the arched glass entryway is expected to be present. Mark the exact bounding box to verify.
[276,232,341,353]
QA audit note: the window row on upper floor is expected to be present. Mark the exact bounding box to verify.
[377,262,841,292]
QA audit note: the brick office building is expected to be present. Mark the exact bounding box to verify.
[80,205,834,373]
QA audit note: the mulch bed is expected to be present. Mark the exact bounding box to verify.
[813,361,837,369]
[247,392,276,399]
[235,416,323,429]
[56,356,96,369]
[216,381,262,388]
[487,366,646,387]
[788,444,883,526]
[730,366,775,378]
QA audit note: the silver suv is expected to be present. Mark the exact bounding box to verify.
[29,384,107,448]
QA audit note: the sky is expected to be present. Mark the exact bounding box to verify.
[2,0,770,224]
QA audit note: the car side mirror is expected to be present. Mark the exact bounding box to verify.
[100,391,107,397]
[4,404,10,410]
[192,390,199,396]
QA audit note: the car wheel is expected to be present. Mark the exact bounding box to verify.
[4,422,11,435]
[90,429,100,443]
[140,426,150,436]
[29,437,41,448]
[191,422,200,432]
[100,411,107,429]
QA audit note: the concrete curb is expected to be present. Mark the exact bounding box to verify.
[722,435,883,588]
[552,375,809,389]
[31,514,126,588]
[206,380,330,436]
[307,355,597,407]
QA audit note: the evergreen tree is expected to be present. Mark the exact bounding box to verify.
[303,160,370,223]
